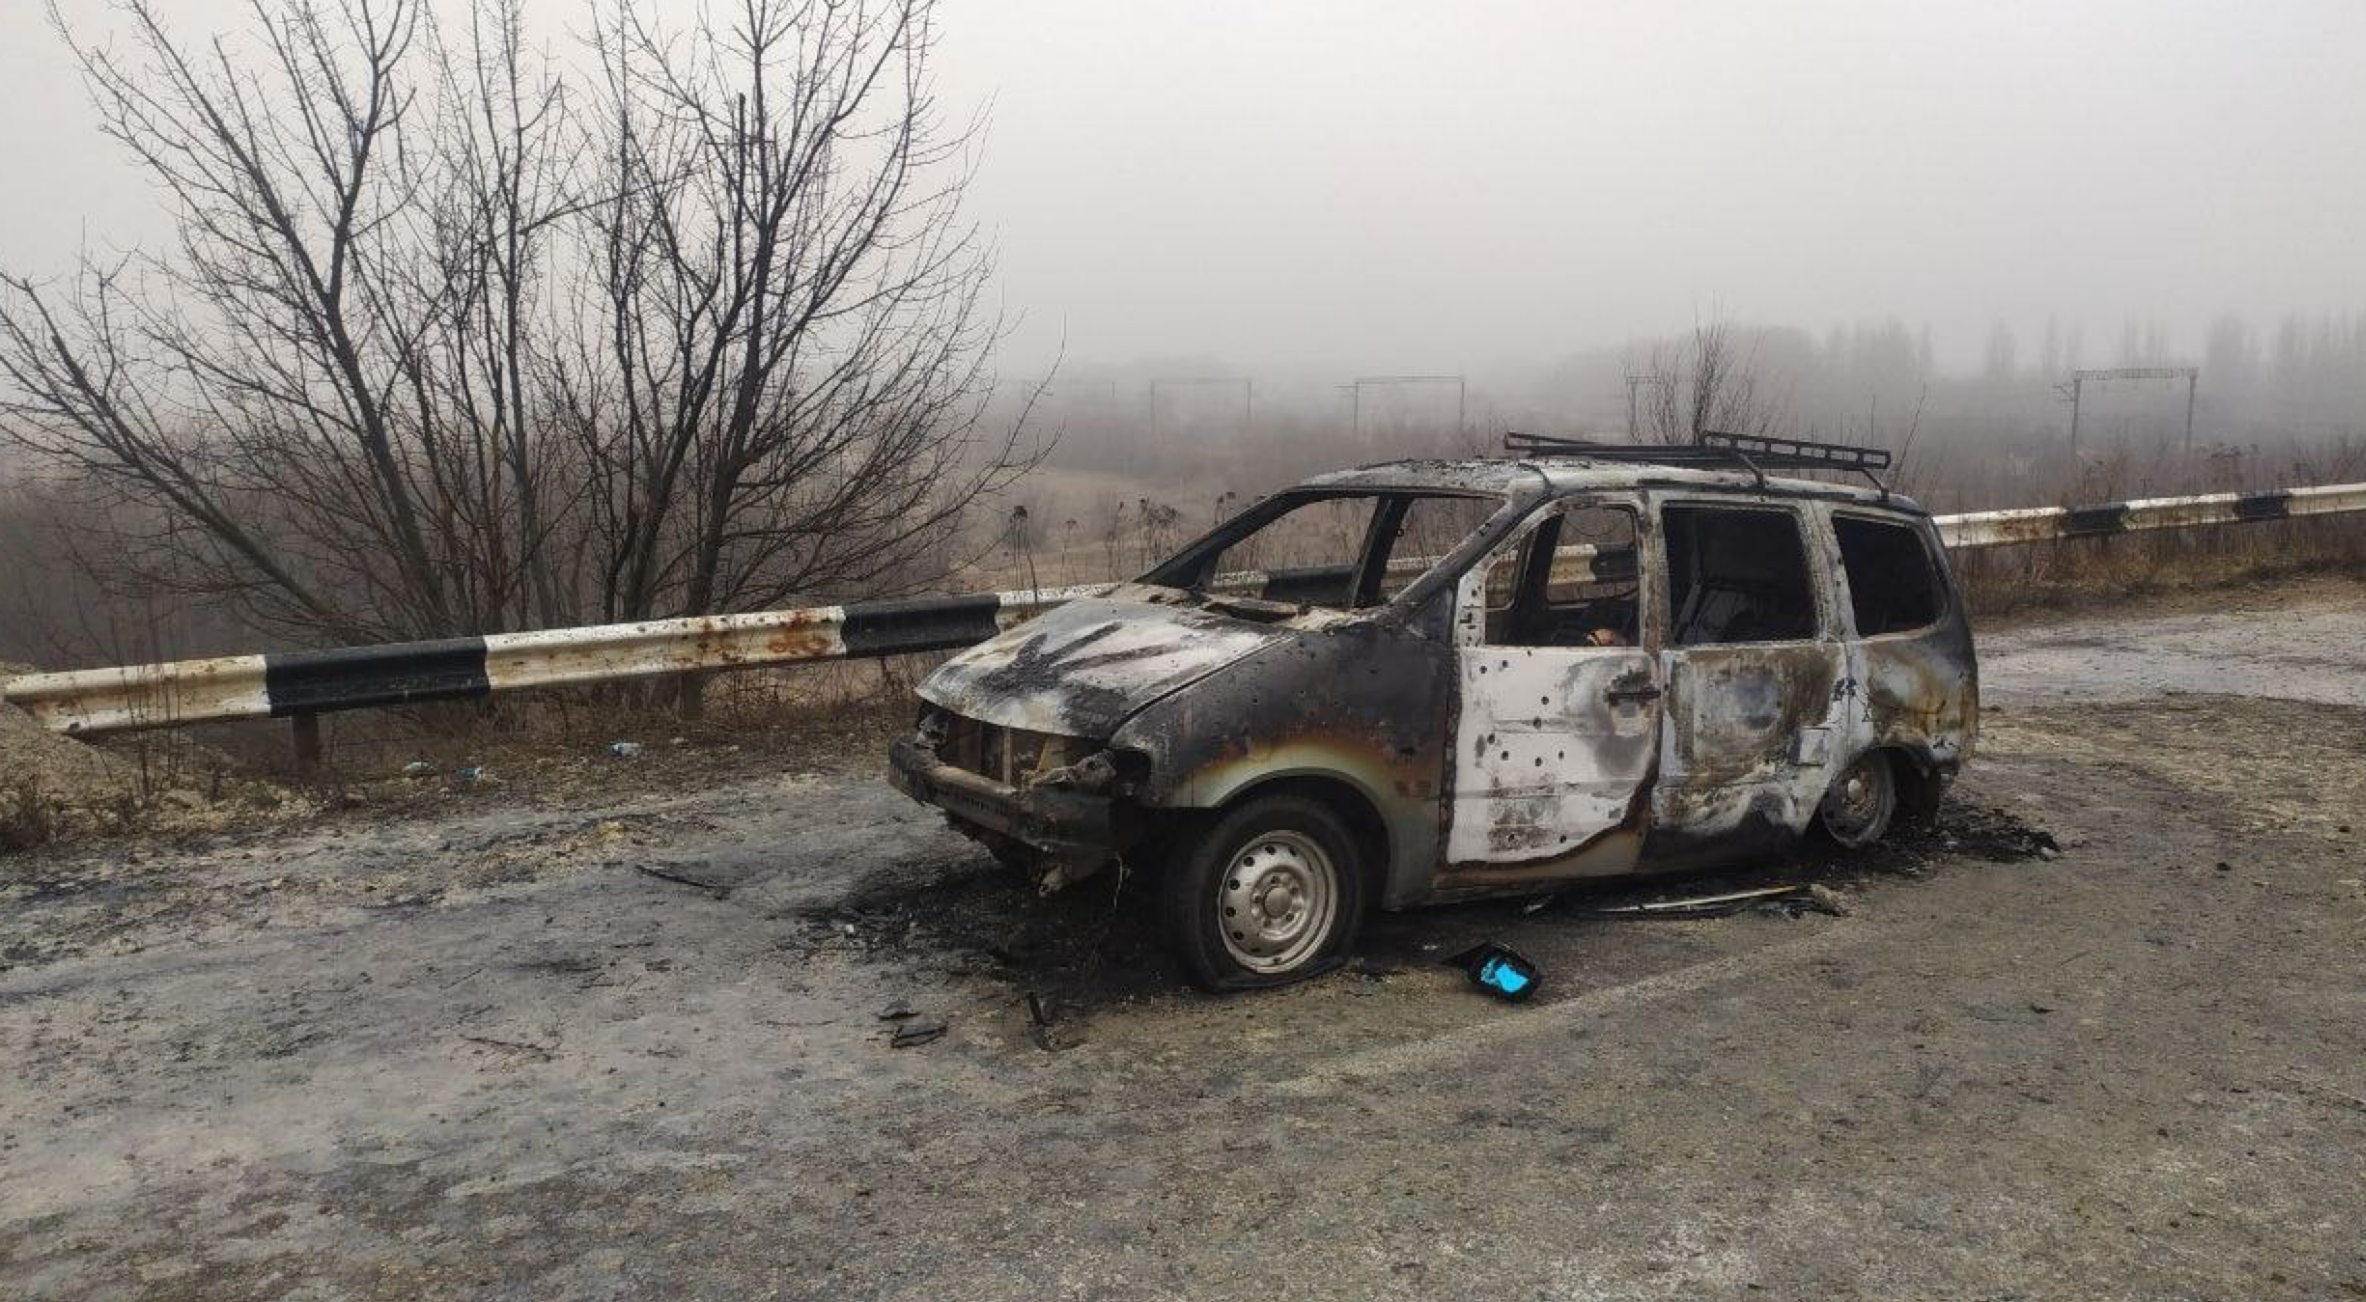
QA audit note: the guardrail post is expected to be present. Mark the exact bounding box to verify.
[291,711,322,770]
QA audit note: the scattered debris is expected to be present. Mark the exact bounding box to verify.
[1519,893,1557,916]
[609,741,645,759]
[1753,884,1853,919]
[634,864,725,896]
[455,766,488,788]
[460,1033,557,1062]
[1586,884,1813,920]
[1026,990,1080,1052]
[1442,941,1541,1003]
[2281,1074,2366,1116]
[878,1001,918,1022]
[402,760,436,778]
[890,1017,947,1048]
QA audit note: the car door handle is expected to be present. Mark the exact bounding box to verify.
[1605,684,1663,705]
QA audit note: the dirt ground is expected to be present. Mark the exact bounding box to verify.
[4,576,2365,1301]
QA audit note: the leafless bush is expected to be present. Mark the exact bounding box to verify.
[0,778,54,854]
[1635,315,1787,445]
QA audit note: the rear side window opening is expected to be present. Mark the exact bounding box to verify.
[1663,504,1819,645]
[1834,514,1945,635]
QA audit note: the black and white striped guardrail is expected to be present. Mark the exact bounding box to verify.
[1935,480,2366,548]
[0,585,1112,737]
[6,481,2362,738]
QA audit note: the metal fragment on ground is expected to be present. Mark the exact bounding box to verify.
[1585,883,1813,919]
[890,1018,947,1048]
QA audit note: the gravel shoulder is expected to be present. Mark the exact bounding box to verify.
[4,578,2365,1301]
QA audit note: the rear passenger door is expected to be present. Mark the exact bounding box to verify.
[1830,509,1978,768]
[1653,500,1847,853]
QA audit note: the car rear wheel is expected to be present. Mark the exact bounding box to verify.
[1161,795,1367,990]
[1818,751,1898,848]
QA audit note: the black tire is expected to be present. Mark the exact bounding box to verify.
[1817,751,1898,849]
[1160,794,1367,991]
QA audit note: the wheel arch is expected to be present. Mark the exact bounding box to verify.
[1203,773,1393,902]
[1866,742,1950,828]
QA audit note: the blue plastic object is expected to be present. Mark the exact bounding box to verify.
[1444,941,1542,1003]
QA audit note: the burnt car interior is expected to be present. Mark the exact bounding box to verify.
[1834,514,1945,634]
[1484,505,1643,647]
[1664,503,1819,645]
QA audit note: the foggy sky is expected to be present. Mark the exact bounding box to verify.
[3,0,2361,375]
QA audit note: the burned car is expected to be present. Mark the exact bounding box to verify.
[889,433,1976,989]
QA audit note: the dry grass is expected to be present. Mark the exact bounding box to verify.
[1954,514,2366,617]
[185,655,933,788]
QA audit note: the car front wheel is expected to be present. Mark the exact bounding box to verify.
[1818,751,1898,848]
[1160,794,1367,991]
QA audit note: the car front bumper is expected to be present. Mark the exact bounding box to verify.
[887,735,1128,867]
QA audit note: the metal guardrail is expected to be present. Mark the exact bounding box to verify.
[6,481,2362,740]
[0,583,1114,738]
[1934,481,2366,549]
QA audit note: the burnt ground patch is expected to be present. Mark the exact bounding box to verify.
[779,794,2063,1017]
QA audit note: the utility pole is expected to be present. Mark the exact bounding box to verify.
[2184,369,2198,457]
[2061,367,2200,459]
[1348,375,1467,441]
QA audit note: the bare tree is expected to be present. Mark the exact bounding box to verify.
[0,0,1042,663]
[1637,314,1785,445]
[559,0,1042,630]
[0,0,574,643]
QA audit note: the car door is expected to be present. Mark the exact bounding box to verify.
[1651,498,1848,859]
[1440,497,1664,887]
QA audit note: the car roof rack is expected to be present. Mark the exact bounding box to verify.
[1502,429,1893,494]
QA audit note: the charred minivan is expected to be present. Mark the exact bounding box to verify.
[890,434,1976,989]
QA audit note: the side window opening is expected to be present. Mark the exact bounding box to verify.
[1835,515,1943,635]
[1373,494,1504,603]
[1480,504,1642,648]
[1663,504,1817,645]
[1156,490,1504,611]
[1187,496,1377,607]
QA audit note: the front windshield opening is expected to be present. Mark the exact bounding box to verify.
[1143,490,1505,611]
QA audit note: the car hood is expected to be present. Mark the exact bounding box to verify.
[918,590,1303,738]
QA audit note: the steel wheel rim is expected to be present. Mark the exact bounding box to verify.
[1822,754,1893,845]
[1216,830,1339,974]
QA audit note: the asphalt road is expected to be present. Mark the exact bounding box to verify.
[4,576,2364,1301]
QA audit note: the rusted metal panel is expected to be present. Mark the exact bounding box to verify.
[1,654,272,734]
[1935,481,2366,548]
